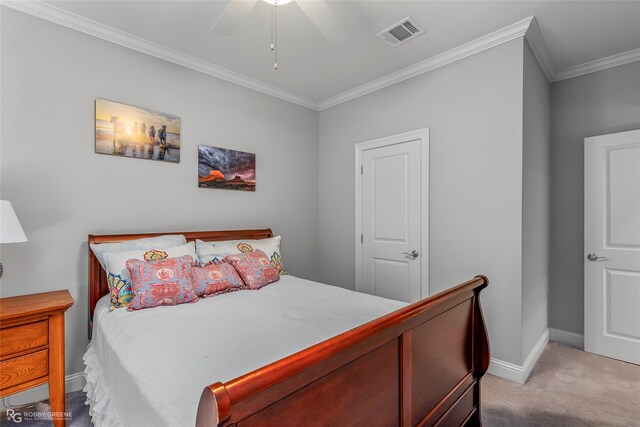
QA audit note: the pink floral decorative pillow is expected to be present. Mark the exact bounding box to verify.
[126,255,198,311]
[224,250,280,290]
[191,262,247,297]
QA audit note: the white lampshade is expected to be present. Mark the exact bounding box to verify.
[0,200,27,243]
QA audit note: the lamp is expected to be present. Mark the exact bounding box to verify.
[0,200,28,279]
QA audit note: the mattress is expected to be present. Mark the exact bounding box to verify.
[84,275,406,427]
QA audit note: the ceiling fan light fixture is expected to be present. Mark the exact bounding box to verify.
[263,0,293,5]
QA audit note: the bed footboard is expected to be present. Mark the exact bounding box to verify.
[197,275,490,427]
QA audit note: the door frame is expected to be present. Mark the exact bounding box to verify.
[355,127,430,300]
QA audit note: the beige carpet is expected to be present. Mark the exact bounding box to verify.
[482,342,640,427]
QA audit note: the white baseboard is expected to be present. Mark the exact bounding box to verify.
[0,371,85,410]
[521,328,549,381]
[549,327,584,349]
[487,328,549,384]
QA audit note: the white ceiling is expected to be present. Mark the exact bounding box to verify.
[31,1,640,104]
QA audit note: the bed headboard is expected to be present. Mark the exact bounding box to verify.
[88,228,273,338]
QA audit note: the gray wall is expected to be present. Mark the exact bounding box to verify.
[521,41,550,358]
[0,8,319,376]
[549,61,640,335]
[318,39,526,365]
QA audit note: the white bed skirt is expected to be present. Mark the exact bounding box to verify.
[83,343,123,427]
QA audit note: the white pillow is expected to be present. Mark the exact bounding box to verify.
[103,241,197,309]
[91,234,187,271]
[196,236,286,275]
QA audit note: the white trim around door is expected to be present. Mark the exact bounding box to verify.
[355,128,430,299]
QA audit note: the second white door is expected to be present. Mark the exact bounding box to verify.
[359,139,423,303]
[585,129,640,365]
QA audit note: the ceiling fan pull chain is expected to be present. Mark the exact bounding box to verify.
[274,0,278,70]
[270,1,274,51]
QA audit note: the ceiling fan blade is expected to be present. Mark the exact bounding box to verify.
[296,0,348,44]
[212,0,258,35]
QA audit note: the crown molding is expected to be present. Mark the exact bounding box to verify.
[318,17,534,110]
[553,48,640,82]
[523,17,555,81]
[5,1,639,110]
[1,0,320,110]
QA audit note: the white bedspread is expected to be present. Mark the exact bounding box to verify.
[84,275,406,427]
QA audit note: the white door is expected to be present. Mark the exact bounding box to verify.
[358,138,423,303]
[585,129,640,365]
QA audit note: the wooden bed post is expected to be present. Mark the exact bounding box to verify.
[473,275,491,378]
[471,275,491,425]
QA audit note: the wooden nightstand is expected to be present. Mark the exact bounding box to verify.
[0,290,74,427]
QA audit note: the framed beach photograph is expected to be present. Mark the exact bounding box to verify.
[198,145,256,191]
[95,99,181,163]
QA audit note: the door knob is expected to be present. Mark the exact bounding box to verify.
[587,253,605,261]
[403,250,419,259]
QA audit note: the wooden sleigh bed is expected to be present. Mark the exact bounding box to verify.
[88,229,490,427]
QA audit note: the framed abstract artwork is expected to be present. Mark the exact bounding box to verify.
[198,145,256,191]
[95,99,181,163]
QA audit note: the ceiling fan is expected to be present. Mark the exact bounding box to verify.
[212,0,349,69]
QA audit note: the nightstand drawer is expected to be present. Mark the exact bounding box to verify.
[0,320,48,358]
[0,350,49,389]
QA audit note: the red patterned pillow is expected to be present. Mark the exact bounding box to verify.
[191,262,247,297]
[126,255,198,311]
[224,250,280,290]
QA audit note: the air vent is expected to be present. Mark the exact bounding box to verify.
[377,17,425,47]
